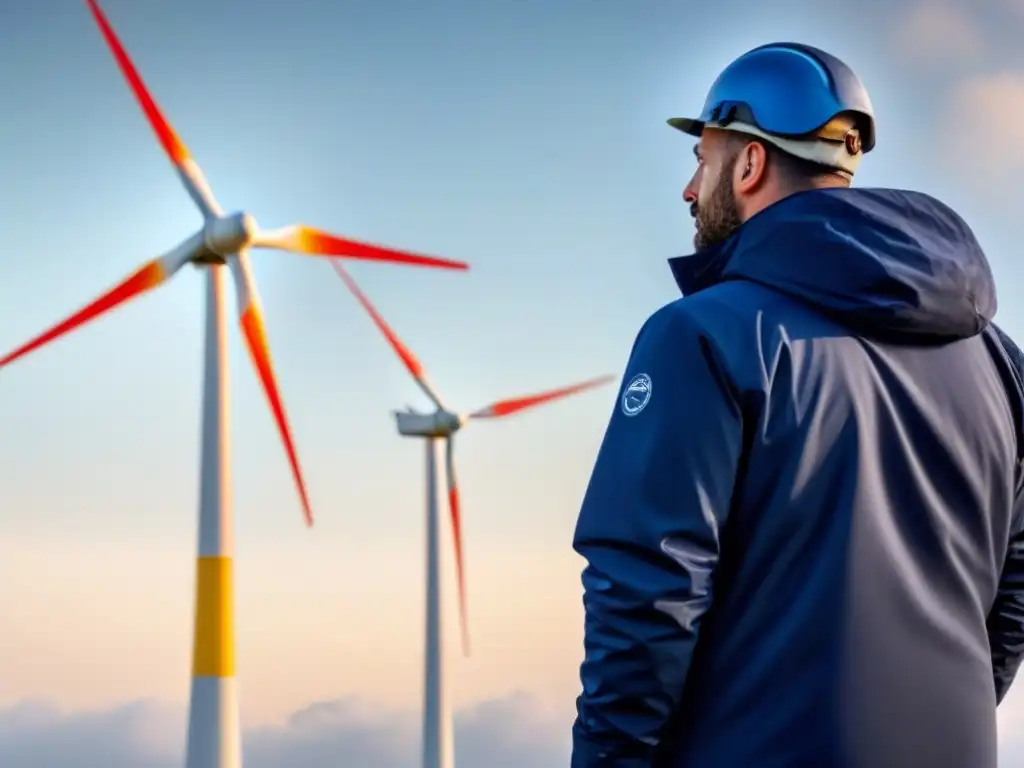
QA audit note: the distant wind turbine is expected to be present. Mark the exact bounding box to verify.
[331,261,612,768]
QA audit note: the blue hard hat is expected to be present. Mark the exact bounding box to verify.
[668,42,876,152]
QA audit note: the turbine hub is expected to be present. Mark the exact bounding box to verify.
[438,410,465,433]
[202,211,259,256]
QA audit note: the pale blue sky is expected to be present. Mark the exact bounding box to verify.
[2,0,1024,764]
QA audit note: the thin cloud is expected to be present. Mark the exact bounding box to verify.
[0,692,570,768]
[2,687,1023,765]
[940,71,1024,179]
[0,699,183,768]
[891,4,985,66]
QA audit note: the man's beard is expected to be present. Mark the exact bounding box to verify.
[692,169,743,251]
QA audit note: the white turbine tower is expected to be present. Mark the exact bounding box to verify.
[331,261,613,768]
[0,3,468,767]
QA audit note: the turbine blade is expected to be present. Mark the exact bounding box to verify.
[229,253,313,526]
[0,245,194,369]
[469,375,616,419]
[445,436,470,657]
[85,0,220,216]
[331,260,444,408]
[254,225,468,271]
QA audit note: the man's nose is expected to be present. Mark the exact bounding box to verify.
[682,172,699,204]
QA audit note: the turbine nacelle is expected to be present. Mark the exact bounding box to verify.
[193,212,259,263]
[394,408,464,437]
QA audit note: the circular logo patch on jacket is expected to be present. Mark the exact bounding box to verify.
[621,373,652,416]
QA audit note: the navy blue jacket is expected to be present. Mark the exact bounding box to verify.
[572,188,1024,767]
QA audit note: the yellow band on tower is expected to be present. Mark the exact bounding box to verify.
[192,556,235,677]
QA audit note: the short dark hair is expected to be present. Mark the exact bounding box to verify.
[722,131,851,189]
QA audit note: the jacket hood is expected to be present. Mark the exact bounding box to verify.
[668,188,996,343]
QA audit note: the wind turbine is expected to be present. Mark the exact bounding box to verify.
[0,3,468,767]
[331,261,613,768]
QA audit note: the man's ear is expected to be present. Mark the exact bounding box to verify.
[734,141,768,195]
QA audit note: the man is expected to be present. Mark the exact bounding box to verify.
[571,42,1024,767]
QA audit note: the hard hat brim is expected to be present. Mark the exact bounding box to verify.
[667,117,704,137]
